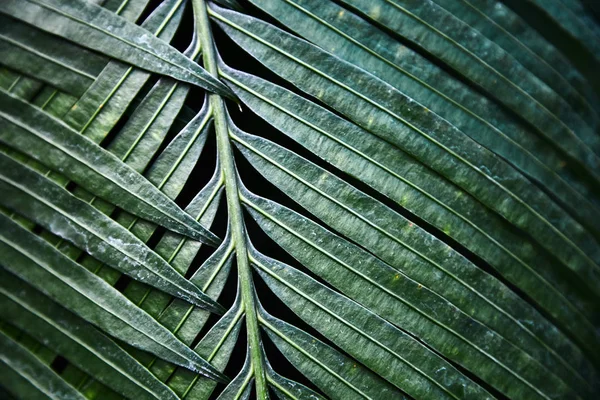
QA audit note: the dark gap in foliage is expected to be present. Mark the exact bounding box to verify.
[187,86,210,114]
[113,274,133,293]
[31,224,44,235]
[210,318,249,399]
[582,0,600,22]
[190,261,240,349]
[184,196,228,280]
[170,2,195,53]
[261,327,324,396]
[501,0,600,91]
[174,125,218,209]
[64,181,77,193]
[267,386,278,398]
[99,78,159,152]
[50,355,69,374]
[23,83,45,105]
[214,249,240,311]
[0,384,16,400]
[190,312,221,350]
[213,20,321,105]
[74,250,89,265]
[136,0,164,25]
[145,225,168,252]
[210,193,231,241]
[96,111,131,151]
[245,214,348,356]
[185,240,219,281]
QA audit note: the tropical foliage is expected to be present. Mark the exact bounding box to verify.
[0,0,599,399]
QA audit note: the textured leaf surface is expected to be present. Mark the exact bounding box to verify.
[0,152,223,313]
[249,244,493,399]
[233,125,596,395]
[429,0,600,130]
[212,6,600,296]
[0,0,233,98]
[221,65,600,353]
[0,329,85,400]
[0,15,106,97]
[0,90,220,246]
[337,0,600,169]
[0,271,180,400]
[245,0,600,234]
[2,0,599,398]
[259,310,407,399]
[0,214,227,383]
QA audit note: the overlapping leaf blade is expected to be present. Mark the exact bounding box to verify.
[258,310,407,399]
[0,214,227,383]
[232,124,596,395]
[0,0,233,98]
[220,64,600,353]
[522,0,600,65]
[429,0,600,130]
[248,243,493,399]
[0,90,220,246]
[337,0,600,167]
[1,0,600,398]
[245,0,600,233]
[0,152,223,313]
[0,271,180,400]
[0,330,86,400]
[212,6,600,297]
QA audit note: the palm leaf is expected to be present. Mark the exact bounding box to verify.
[1,0,599,399]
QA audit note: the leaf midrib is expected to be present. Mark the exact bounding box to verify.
[233,131,588,388]
[213,10,600,274]
[222,71,594,335]
[243,195,556,399]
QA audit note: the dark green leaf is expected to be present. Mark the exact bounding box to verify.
[0,152,224,313]
[0,214,228,383]
[0,0,234,98]
[0,329,85,400]
[220,65,600,352]
[0,89,221,246]
[0,271,180,400]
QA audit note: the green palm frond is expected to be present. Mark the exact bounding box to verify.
[1,0,599,399]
